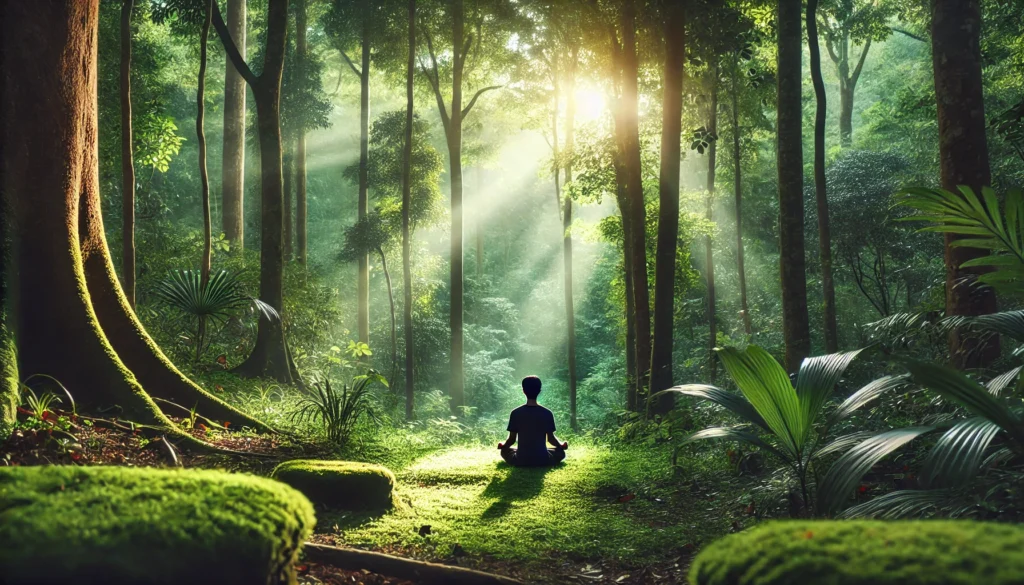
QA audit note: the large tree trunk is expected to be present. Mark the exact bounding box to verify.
[120,0,136,309]
[221,0,246,248]
[403,0,416,421]
[839,84,854,149]
[649,2,684,417]
[378,249,398,386]
[198,0,213,286]
[777,0,811,372]
[931,0,999,368]
[705,73,718,384]
[283,142,293,262]
[295,0,308,265]
[356,18,371,346]
[731,60,752,336]
[618,4,652,407]
[808,0,838,354]
[2,0,266,439]
[446,0,467,413]
[563,48,579,430]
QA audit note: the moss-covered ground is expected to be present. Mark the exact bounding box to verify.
[316,441,742,581]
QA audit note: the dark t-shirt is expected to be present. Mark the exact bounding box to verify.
[507,404,556,466]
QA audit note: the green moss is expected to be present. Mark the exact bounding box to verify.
[689,520,1024,585]
[0,466,316,585]
[272,459,396,511]
[0,321,18,441]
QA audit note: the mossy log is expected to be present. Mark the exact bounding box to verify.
[272,459,396,510]
[0,466,316,585]
[689,520,1024,585]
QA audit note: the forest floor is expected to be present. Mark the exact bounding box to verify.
[311,443,747,584]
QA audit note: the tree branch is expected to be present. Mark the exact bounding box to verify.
[824,34,840,66]
[339,49,363,77]
[462,85,502,119]
[850,38,872,88]
[420,26,450,134]
[211,0,258,88]
[891,27,927,42]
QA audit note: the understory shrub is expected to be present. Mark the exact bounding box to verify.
[0,465,316,585]
[689,520,1024,585]
[272,459,397,510]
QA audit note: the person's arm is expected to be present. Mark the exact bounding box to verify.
[547,432,568,450]
[498,431,517,450]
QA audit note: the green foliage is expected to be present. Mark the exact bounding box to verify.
[689,520,1024,585]
[271,459,397,510]
[0,466,315,585]
[0,323,17,440]
[292,373,388,448]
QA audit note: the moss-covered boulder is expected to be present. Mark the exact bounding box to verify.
[689,520,1024,585]
[272,459,396,510]
[0,465,315,585]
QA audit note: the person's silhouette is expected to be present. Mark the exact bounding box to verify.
[497,376,568,466]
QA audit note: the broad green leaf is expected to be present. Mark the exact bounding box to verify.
[655,384,770,432]
[921,417,1000,489]
[717,346,803,457]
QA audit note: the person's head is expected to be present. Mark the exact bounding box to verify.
[522,375,542,400]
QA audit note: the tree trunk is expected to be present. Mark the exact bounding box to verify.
[215,0,299,385]
[356,18,371,346]
[777,0,811,372]
[564,47,579,430]
[283,142,293,262]
[379,248,398,386]
[403,0,416,421]
[221,0,246,248]
[120,0,136,309]
[3,0,266,440]
[649,2,684,417]
[617,4,652,407]
[476,168,484,278]
[705,73,718,384]
[198,0,213,286]
[839,84,854,149]
[809,0,838,354]
[446,0,467,413]
[295,0,308,265]
[731,60,752,336]
[931,0,999,368]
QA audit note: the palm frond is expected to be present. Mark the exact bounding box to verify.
[813,431,876,459]
[920,417,1001,489]
[153,269,248,324]
[817,426,935,516]
[684,426,789,463]
[717,346,804,456]
[654,384,770,432]
[795,348,864,436]
[987,366,1023,396]
[838,489,957,519]
[829,375,910,424]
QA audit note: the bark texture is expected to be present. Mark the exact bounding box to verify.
[931,0,999,368]
[777,0,811,372]
[295,0,308,265]
[221,0,246,248]
[198,0,213,285]
[120,0,136,308]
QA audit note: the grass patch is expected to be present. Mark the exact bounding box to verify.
[0,466,315,585]
[320,441,736,565]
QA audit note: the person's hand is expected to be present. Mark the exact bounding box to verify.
[560,441,568,450]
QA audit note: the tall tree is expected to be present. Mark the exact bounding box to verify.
[295,0,309,265]
[777,0,811,372]
[649,0,686,415]
[283,144,293,261]
[2,0,267,437]
[120,0,136,309]
[729,53,752,337]
[403,0,416,420]
[197,0,213,286]
[420,0,506,412]
[704,72,719,384]
[931,0,999,368]
[809,0,839,353]
[212,0,300,383]
[221,0,247,248]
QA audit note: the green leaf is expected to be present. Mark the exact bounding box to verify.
[920,417,1000,489]
[838,489,955,519]
[829,375,910,424]
[795,348,864,436]
[684,427,789,463]
[654,384,770,432]
[717,346,803,457]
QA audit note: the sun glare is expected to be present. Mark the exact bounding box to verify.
[573,87,607,123]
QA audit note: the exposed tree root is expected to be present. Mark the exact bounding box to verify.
[302,543,524,585]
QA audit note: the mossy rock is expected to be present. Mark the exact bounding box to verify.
[0,465,315,585]
[689,520,1024,585]
[272,459,396,511]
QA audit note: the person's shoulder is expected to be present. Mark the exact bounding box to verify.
[510,404,527,415]
[539,405,554,415]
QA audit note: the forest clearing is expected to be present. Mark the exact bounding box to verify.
[3,0,1024,583]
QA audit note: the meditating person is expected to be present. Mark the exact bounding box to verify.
[498,375,568,467]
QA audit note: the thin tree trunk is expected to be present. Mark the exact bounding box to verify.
[120,0,136,309]
[447,0,467,413]
[198,0,213,286]
[777,0,811,372]
[221,0,246,248]
[378,248,398,386]
[931,0,999,368]
[476,168,484,278]
[3,0,265,440]
[213,0,299,385]
[839,85,853,148]
[705,72,718,383]
[618,4,652,406]
[564,46,579,431]
[618,176,638,413]
[283,142,293,262]
[295,0,308,265]
[403,0,416,421]
[650,3,685,416]
[731,60,752,336]
[357,17,371,345]
[809,0,838,353]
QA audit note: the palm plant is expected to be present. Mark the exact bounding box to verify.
[658,345,932,516]
[292,372,388,448]
[841,360,1024,518]
[152,269,276,362]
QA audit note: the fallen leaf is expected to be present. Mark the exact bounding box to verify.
[617,493,636,503]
